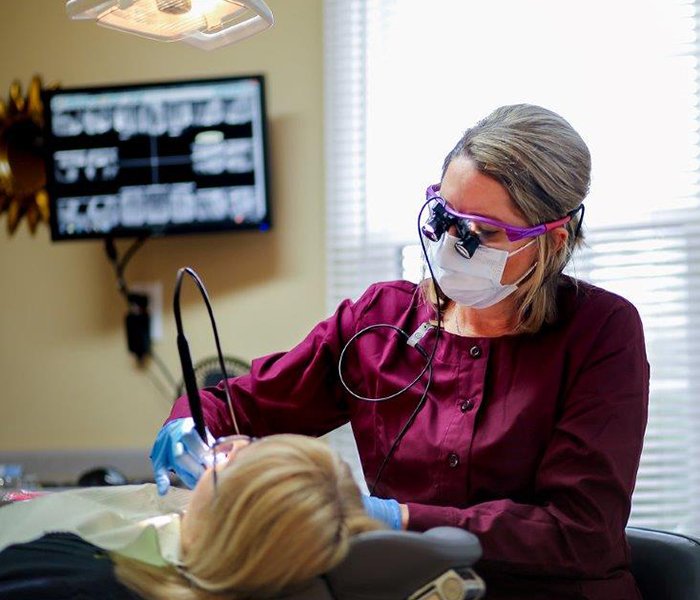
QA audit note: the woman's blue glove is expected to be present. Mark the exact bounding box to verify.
[362,495,402,530]
[150,417,214,495]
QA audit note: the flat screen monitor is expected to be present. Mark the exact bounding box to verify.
[42,75,270,241]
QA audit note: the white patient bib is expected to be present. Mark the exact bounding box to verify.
[0,483,191,566]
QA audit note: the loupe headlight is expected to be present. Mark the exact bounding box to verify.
[454,234,480,259]
[421,202,453,242]
[454,219,480,258]
[422,201,481,258]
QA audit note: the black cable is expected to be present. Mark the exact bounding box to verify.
[572,204,585,239]
[103,236,181,397]
[104,236,148,301]
[119,236,148,273]
[337,323,432,402]
[149,349,180,394]
[144,362,177,401]
[173,267,241,439]
[338,198,446,492]
[337,198,444,402]
[418,196,451,317]
[370,358,433,496]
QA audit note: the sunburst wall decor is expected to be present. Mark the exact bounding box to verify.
[0,76,51,236]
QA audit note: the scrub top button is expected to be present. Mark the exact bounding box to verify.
[460,399,474,412]
[469,345,482,358]
[448,453,460,468]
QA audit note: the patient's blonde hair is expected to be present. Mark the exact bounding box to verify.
[113,434,381,599]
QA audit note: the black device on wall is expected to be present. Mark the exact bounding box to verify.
[41,74,271,241]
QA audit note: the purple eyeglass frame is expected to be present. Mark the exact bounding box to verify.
[426,184,577,242]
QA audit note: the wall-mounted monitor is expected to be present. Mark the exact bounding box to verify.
[42,75,270,241]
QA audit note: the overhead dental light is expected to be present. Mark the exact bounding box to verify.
[66,0,274,50]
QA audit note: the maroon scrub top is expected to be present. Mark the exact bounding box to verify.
[169,277,649,600]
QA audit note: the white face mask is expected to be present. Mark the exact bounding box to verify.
[426,233,537,308]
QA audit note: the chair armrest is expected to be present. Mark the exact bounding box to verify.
[325,526,482,600]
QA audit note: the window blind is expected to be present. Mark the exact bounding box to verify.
[324,0,700,535]
[324,0,405,312]
[570,222,700,532]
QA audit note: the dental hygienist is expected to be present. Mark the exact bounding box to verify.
[151,104,649,600]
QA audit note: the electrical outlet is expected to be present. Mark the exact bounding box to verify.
[130,281,163,342]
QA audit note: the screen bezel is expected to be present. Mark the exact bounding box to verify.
[42,74,271,242]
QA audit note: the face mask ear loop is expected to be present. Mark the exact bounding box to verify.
[504,237,539,287]
[507,237,538,258]
[513,261,538,286]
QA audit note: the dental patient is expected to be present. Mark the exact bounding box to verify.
[0,435,382,599]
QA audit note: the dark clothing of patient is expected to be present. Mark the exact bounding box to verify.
[0,532,138,600]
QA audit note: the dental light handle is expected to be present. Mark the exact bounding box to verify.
[177,332,207,442]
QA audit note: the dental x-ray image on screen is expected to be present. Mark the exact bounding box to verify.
[43,75,270,241]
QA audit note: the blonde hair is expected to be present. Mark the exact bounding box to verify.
[113,435,382,600]
[423,103,591,333]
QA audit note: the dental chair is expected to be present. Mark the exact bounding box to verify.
[627,526,700,600]
[0,527,484,600]
[279,527,484,600]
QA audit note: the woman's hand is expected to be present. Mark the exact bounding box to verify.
[361,495,407,530]
[150,417,214,495]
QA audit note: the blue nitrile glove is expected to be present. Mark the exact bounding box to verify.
[362,495,402,530]
[150,417,214,495]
